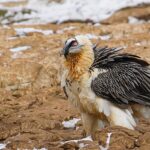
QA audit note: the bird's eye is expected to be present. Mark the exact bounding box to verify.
[71,40,78,47]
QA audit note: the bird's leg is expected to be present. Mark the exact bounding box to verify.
[81,112,99,135]
[108,105,136,129]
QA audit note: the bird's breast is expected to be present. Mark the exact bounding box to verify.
[61,68,111,117]
[62,71,97,113]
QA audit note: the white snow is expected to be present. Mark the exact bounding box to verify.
[85,34,111,40]
[61,136,92,148]
[62,136,93,144]
[94,23,101,26]
[135,42,141,46]
[15,28,53,36]
[99,133,112,150]
[0,0,24,3]
[80,136,93,141]
[85,34,100,39]
[1,0,150,24]
[62,118,80,128]
[33,148,47,150]
[79,143,85,148]
[10,45,31,52]
[2,25,10,29]
[56,26,76,34]
[61,136,92,149]
[100,35,111,40]
[11,52,22,59]
[128,16,146,24]
[26,0,150,24]
[7,36,18,40]
[0,143,6,150]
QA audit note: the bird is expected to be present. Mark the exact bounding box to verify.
[61,35,150,135]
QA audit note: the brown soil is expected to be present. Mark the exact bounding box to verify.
[0,2,150,150]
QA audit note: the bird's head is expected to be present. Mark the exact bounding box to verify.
[62,35,93,58]
[61,35,94,79]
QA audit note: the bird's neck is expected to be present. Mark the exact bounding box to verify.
[64,47,94,80]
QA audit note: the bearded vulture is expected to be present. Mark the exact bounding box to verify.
[61,35,150,135]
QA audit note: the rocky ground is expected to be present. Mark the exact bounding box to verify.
[0,1,150,150]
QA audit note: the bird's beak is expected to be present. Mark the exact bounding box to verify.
[61,43,84,58]
[62,43,70,58]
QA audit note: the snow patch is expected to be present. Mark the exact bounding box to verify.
[61,136,93,144]
[26,0,150,24]
[61,136,92,149]
[80,136,93,141]
[0,0,24,3]
[135,42,141,46]
[1,0,150,24]
[99,133,112,150]
[11,52,22,59]
[2,25,10,29]
[79,143,85,148]
[0,143,6,150]
[56,26,76,34]
[7,36,18,40]
[10,45,31,52]
[33,148,47,150]
[85,34,111,40]
[15,28,53,36]
[85,34,99,39]
[62,118,80,128]
[94,23,101,26]
[128,16,146,24]
[100,35,111,40]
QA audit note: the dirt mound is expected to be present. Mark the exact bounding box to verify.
[1,89,150,150]
[101,4,150,25]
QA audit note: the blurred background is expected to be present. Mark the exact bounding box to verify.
[0,0,150,24]
[0,0,150,150]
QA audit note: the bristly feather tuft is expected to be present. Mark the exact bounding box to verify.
[91,46,149,69]
[91,46,150,107]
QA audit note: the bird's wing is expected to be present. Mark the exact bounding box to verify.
[91,46,149,69]
[91,63,150,107]
[91,47,150,107]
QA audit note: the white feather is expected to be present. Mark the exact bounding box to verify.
[110,105,136,129]
[96,98,111,116]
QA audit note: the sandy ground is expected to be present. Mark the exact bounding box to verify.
[0,2,150,150]
[0,22,149,150]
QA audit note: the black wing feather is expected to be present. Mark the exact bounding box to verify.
[91,46,150,107]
